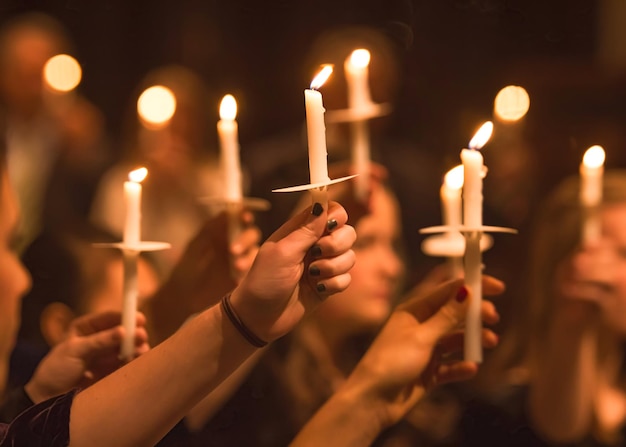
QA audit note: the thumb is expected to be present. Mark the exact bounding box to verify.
[71,326,124,358]
[266,200,327,253]
[419,286,469,345]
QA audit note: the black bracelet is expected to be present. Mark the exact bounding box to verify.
[220,293,268,348]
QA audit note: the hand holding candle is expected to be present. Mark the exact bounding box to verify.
[305,65,333,206]
[461,121,493,363]
[580,145,605,245]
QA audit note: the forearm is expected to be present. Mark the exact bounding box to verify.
[69,302,257,447]
[290,384,385,447]
[529,316,598,442]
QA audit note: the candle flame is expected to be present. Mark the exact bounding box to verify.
[129,167,148,183]
[469,121,493,150]
[349,49,371,69]
[310,65,333,90]
[219,94,237,120]
[137,85,177,127]
[494,85,530,122]
[444,165,464,190]
[583,145,605,168]
[43,54,82,92]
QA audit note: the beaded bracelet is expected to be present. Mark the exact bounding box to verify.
[220,293,268,348]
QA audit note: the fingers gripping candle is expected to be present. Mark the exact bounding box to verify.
[305,65,333,207]
[461,121,493,363]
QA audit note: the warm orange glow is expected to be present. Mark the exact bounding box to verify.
[219,94,237,120]
[349,49,371,69]
[469,121,493,150]
[128,167,148,183]
[137,86,176,126]
[43,54,82,92]
[444,165,464,189]
[494,85,530,121]
[310,65,333,90]
[582,145,605,168]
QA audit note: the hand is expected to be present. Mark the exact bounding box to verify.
[230,200,356,342]
[343,275,504,429]
[25,311,149,403]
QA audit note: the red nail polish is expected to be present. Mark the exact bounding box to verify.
[455,286,468,303]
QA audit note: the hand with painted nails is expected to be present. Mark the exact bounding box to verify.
[24,311,150,404]
[229,200,356,344]
[292,275,505,447]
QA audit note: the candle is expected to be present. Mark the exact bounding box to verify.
[123,167,148,245]
[218,94,242,203]
[441,165,464,278]
[580,145,605,245]
[460,121,493,363]
[345,49,372,202]
[121,167,147,361]
[305,65,333,205]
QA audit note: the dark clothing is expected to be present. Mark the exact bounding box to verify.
[0,389,76,447]
[0,387,34,424]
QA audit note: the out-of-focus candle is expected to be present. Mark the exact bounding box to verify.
[441,165,464,278]
[305,65,333,187]
[345,49,372,202]
[218,94,242,202]
[123,167,148,246]
[43,54,82,93]
[137,85,176,129]
[460,121,493,363]
[580,145,605,244]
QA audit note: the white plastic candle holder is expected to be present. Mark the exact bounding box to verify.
[325,102,392,123]
[272,174,358,206]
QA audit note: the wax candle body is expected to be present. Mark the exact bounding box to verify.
[218,118,242,202]
[304,88,330,185]
[580,147,604,245]
[461,148,484,363]
[123,181,142,245]
[440,181,463,278]
[120,252,138,361]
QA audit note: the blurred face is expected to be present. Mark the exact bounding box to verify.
[316,186,404,333]
[0,170,32,362]
[597,203,626,334]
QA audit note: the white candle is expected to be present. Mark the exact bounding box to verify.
[121,167,146,361]
[441,165,464,278]
[305,66,333,205]
[461,121,493,363]
[580,145,605,245]
[218,94,242,202]
[123,167,147,245]
[345,49,372,202]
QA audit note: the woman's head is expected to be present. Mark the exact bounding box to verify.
[527,170,626,350]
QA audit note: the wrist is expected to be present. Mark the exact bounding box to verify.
[220,292,268,348]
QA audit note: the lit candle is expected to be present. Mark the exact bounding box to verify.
[580,145,605,245]
[121,167,147,361]
[441,165,464,278]
[123,167,148,245]
[218,94,242,203]
[460,121,493,363]
[345,49,372,202]
[305,65,333,205]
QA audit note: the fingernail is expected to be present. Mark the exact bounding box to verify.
[326,219,338,232]
[456,286,468,303]
[311,202,323,216]
[316,283,326,293]
[310,245,322,257]
[309,265,321,276]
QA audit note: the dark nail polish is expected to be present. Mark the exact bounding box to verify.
[310,245,322,257]
[456,286,468,303]
[309,265,321,276]
[326,219,338,232]
[316,283,326,293]
[311,202,323,216]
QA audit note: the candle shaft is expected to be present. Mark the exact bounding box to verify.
[351,119,370,202]
[120,251,139,361]
[304,89,330,185]
[580,163,603,245]
[123,181,142,245]
[218,119,243,202]
[464,233,482,362]
[461,149,483,228]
